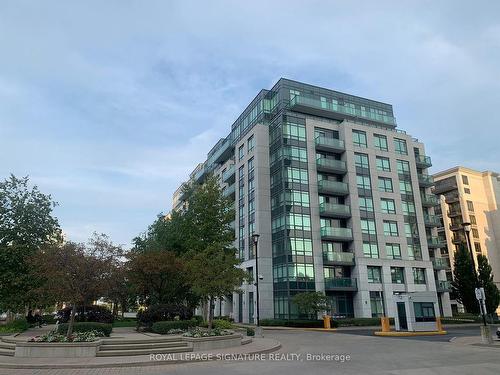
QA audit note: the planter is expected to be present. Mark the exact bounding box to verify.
[182,333,242,351]
[15,340,102,358]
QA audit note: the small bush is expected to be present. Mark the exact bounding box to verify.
[151,319,198,334]
[213,319,233,329]
[57,322,113,337]
[137,304,193,327]
[192,315,204,326]
[56,306,114,324]
[0,319,29,333]
[246,327,255,336]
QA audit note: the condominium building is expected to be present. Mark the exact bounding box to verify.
[433,167,500,314]
[172,78,452,322]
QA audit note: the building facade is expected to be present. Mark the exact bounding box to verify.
[173,79,452,322]
[433,167,500,314]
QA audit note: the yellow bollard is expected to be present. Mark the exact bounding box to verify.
[380,317,390,332]
[435,317,443,332]
[323,315,331,329]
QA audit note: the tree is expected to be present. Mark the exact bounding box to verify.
[452,244,479,314]
[0,175,61,313]
[292,292,330,319]
[477,254,500,315]
[33,234,121,336]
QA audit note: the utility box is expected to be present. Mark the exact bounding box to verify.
[393,292,440,332]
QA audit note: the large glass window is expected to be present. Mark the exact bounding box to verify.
[391,267,405,284]
[352,130,367,147]
[386,243,401,259]
[359,197,374,212]
[394,138,408,155]
[414,302,435,322]
[383,221,399,236]
[285,146,307,162]
[381,198,396,214]
[288,238,313,256]
[370,291,385,317]
[357,175,372,190]
[238,144,245,160]
[408,245,422,260]
[363,242,379,258]
[467,200,474,212]
[413,268,426,284]
[247,135,255,152]
[367,266,382,283]
[378,177,393,192]
[376,156,391,172]
[361,219,377,235]
[374,134,388,151]
[287,213,311,231]
[283,121,306,141]
[285,168,308,184]
[285,190,310,207]
[355,153,369,169]
[396,160,411,175]
[399,180,413,195]
[401,201,416,216]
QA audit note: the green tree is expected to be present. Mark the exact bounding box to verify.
[0,175,61,313]
[477,254,500,315]
[292,292,330,319]
[451,244,479,314]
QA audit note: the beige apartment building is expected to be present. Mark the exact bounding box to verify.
[433,167,500,313]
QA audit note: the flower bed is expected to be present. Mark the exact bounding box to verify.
[29,330,103,343]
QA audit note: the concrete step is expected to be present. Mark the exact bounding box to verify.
[0,341,15,350]
[96,345,193,357]
[100,341,188,351]
[0,348,14,357]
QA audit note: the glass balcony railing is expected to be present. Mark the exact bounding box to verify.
[290,95,397,126]
[418,174,434,187]
[420,194,439,207]
[447,209,462,218]
[223,183,235,198]
[319,202,351,218]
[317,180,349,195]
[316,158,347,173]
[324,277,357,290]
[315,136,345,152]
[415,155,432,168]
[323,251,355,264]
[432,258,450,269]
[222,165,235,183]
[436,280,452,291]
[320,227,353,241]
[424,214,441,227]
[427,237,446,248]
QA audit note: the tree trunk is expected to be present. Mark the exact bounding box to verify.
[67,304,76,337]
[208,297,214,330]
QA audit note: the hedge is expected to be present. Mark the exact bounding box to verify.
[259,319,339,328]
[336,318,394,327]
[0,319,29,333]
[151,319,198,334]
[57,322,113,336]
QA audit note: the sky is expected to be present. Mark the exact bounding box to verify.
[1,1,500,247]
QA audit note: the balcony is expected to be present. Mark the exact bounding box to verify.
[324,277,358,291]
[449,223,462,231]
[445,194,460,204]
[452,234,464,244]
[222,165,235,184]
[289,94,397,127]
[432,258,450,270]
[323,251,355,266]
[418,174,434,187]
[415,155,432,168]
[317,180,349,196]
[427,237,447,248]
[436,280,452,292]
[424,214,441,227]
[319,202,351,219]
[434,178,458,195]
[223,183,235,199]
[447,209,462,218]
[315,136,345,153]
[321,227,353,242]
[316,158,347,174]
[421,194,439,207]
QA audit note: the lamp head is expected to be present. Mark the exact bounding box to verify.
[252,233,260,245]
[462,222,471,232]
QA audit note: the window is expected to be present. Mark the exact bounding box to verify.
[404,223,419,238]
[284,146,307,162]
[383,221,399,236]
[391,267,405,284]
[370,291,385,317]
[352,130,367,147]
[285,168,308,184]
[399,180,413,195]
[374,134,388,151]
[361,219,377,235]
[394,138,408,155]
[401,201,416,216]
[470,215,477,225]
[285,191,310,207]
[386,243,402,259]
[381,198,396,214]
[357,175,372,190]
[288,238,313,256]
[376,156,391,172]
[355,153,369,168]
[413,268,426,284]
[238,144,244,160]
[467,200,474,212]
[367,266,382,283]
[414,302,435,322]
[474,242,482,253]
[464,188,471,194]
[472,228,479,239]
[408,245,422,260]
[359,197,374,212]
[363,242,379,258]
[247,135,255,152]
[462,175,469,185]
[283,121,306,141]
[396,160,410,175]
[287,213,311,231]
[378,177,393,192]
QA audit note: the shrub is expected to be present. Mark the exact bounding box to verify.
[30,330,101,342]
[151,319,198,334]
[216,315,234,322]
[246,327,255,336]
[0,319,29,333]
[192,315,204,326]
[42,314,57,325]
[56,305,114,324]
[213,319,233,329]
[183,327,232,338]
[56,322,112,337]
[137,304,193,327]
[335,318,393,327]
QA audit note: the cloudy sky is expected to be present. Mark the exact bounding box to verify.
[1,1,499,247]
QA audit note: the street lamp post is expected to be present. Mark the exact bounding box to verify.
[251,234,260,329]
[462,222,488,327]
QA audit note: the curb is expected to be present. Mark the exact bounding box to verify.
[0,339,282,369]
[374,331,447,337]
